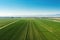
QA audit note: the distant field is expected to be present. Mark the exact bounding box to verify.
[0,18,60,40]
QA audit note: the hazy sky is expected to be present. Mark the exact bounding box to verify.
[0,0,60,17]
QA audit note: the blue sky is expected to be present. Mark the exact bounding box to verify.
[0,0,60,17]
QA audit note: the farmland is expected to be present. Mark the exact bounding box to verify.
[0,18,60,40]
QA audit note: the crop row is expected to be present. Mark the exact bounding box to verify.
[0,18,60,40]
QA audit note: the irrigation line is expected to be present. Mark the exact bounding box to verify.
[25,20,29,40]
[31,20,40,40]
[40,21,60,40]
[0,20,20,30]
[29,20,33,40]
[10,20,27,40]
[24,20,29,40]
[37,20,59,40]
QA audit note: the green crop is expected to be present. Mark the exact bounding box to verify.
[0,18,60,40]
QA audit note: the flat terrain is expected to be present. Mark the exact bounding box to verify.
[0,18,60,40]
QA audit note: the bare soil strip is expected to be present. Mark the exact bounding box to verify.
[0,20,19,29]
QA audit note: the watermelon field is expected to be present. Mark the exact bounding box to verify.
[0,18,60,40]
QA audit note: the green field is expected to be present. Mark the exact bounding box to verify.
[0,18,60,40]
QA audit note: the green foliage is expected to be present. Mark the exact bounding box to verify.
[0,18,60,40]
